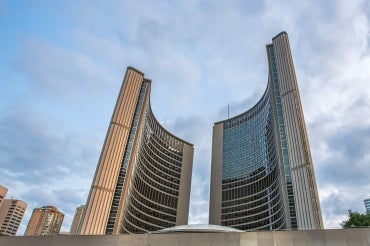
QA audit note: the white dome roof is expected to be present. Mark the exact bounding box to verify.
[152,224,244,234]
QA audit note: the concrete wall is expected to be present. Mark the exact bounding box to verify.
[209,123,223,225]
[1,229,369,246]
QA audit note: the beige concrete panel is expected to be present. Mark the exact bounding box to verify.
[273,33,323,229]
[111,72,129,124]
[118,80,134,125]
[93,125,120,188]
[90,189,105,234]
[209,122,224,225]
[101,125,126,189]
[294,159,320,225]
[78,190,94,234]
[113,69,143,125]
[343,228,370,245]
[289,230,310,246]
[82,188,112,234]
[92,125,116,187]
[94,190,112,234]
[97,126,118,188]
[306,230,328,245]
[1,229,370,245]
[106,128,128,189]
[274,230,296,246]
[96,125,118,188]
[176,143,194,225]
[118,73,141,127]
[323,228,347,246]
[240,231,258,245]
[84,189,101,234]
[118,234,148,245]
[112,71,132,124]
[257,231,274,246]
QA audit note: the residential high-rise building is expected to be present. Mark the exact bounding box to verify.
[70,205,85,235]
[209,32,323,230]
[0,199,27,236]
[24,206,64,236]
[79,67,194,235]
[364,197,370,214]
[0,185,8,208]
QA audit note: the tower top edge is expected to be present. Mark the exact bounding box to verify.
[272,31,288,40]
[127,66,145,76]
[143,78,152,83]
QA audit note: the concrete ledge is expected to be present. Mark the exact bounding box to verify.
[1,229,370,246]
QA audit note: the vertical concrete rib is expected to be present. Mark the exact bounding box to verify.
[272,32,323,229]
[176,143,194,225]
[209,123,223,225]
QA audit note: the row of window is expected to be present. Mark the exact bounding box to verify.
[129,191,176,221]
[268,46,297,228]
[222,181,281,214]
[139,152,180,187]
[141,135,182,179]
[129,186,177,216]
[222,166,279,201]
[222,201,286,230]
[133,170,179,207]
[135,162,179,197]
[146,107,184,152]
[144,130,183,169]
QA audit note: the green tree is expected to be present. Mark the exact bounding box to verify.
[341,210,370,228]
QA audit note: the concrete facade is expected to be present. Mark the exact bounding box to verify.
[270,33,322,230]
[79,67,194,235]
[0,185,8,208]
[24,206,64,236]
[0,199,27,236]
[1,229,369,246]
[70,205,85,235]
[209,32,323,230]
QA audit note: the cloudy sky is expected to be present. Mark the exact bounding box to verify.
[1,0,370,234]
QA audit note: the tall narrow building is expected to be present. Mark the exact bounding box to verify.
[209,32,323,230]
[0,185,8,208]
[364,197,370,214]
[70,205,85,235]
[79,67,194,235]
[0,199,27,236]
[24,206,64,236]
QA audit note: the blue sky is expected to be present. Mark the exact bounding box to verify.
[1,0,370,234]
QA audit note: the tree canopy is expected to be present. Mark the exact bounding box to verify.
[341,210,370,228]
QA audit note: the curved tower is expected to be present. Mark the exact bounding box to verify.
[79,67,193,235]
[209,32,323,230]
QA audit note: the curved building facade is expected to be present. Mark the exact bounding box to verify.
[209,32,323,230]
[79,67,193,235]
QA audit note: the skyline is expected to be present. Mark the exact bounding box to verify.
[1,0,370,234]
